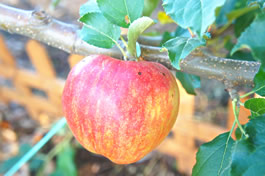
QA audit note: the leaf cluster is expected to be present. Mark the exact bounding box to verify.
[79,0,156,59]
[193,115,265,176]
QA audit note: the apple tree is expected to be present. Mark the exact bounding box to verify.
[0,0,265,175]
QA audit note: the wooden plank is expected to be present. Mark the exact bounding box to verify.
[27,108,40,120]
[0,65,16,78]
[13,80,32,95]
[0,86,9,104]
[158,139,197,160]
[48,91,62,107]
[177,152,196,175]
[172,118,227,142]
[15,69,64,95]
[177,80,195,119]
[173,132,195,149]
[68,54,85,68]
[157,138,196,174]
[0,35,16,66]
[26,40,56,78]
[0,87,62,115]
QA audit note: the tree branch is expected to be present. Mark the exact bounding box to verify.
[0,3,260,88]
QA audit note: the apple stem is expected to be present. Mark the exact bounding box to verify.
[232,99,248,138]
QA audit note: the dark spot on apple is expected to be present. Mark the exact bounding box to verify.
[172,94,174,97]
[167,131,174,138]
[162,73,166,76]
[138,72,142,75]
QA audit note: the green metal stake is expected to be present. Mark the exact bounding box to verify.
[4,118,67,176]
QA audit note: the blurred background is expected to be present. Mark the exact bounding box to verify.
[0,0,252,175]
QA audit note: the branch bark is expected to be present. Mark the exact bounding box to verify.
[0,3,260,88]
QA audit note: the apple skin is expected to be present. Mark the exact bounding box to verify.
[62,55,179,164]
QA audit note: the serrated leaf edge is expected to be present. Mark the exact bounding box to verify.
[193,133,230,176]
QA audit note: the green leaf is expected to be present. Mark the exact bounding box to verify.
[0,157,21,173]
[215,0,238,26]
[128,16,155,57]
[143,0,160,16]
[231,115,265,175]
[248,0,265,8]
[231,12,265,70]
[162,0,226,37]
[175,72,200,95]
[97,0,144,28]
[51,144,77,176]
[216,4,259,35]
[79,0,99,17]
[160,27,191,46]
[192,133,235,176]
[229,50,255,61]
[226,5,259,22]
[245,98,265,117]
[253,68,265,96]
[162,37,205,70]
[29,156,44,172]
[234,8,259,37]
[79,2,121,49]
[0,144,43,174]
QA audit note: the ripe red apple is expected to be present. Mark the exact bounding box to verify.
[62,55,179,164]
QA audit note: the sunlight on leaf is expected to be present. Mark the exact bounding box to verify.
[162,0,226,37]
[162,37,205,69]
[97,0,144,28]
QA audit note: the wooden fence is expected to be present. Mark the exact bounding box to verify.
[0,34,251,174]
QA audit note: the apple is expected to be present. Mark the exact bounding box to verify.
[62,55,179,164]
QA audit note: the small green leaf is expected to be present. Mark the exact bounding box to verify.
[245,98,265,117]
[231,115,265,175]
[253,68,265,96]
[162,37,205,70]
[79,0,99,17]
[51,144,77,176]
[162,0,226,37]
[234,8,259,37]
[29,156,44,171]
[143,0,160,16]
[97,0,144,28]
[175,72,200,95]
[226,5,258,22]
[192,133,234,176]
[215,0,237,26]
[231,12,265,70]
[0,157,21,173]
[128,16,155,57]
[79,1,121,49]
[0,144,43,174]
[248,0,265,8]
[160,27,191,46]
